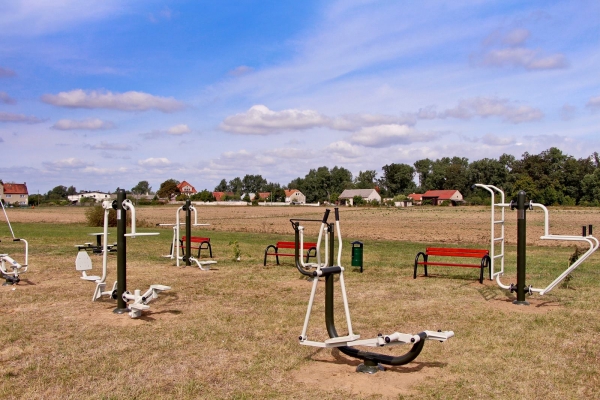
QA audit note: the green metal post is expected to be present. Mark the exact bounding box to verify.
[113,189,128,314]
[514,190,529,305]
[184,199,191,266]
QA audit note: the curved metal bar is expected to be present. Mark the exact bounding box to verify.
[324,274,426,366]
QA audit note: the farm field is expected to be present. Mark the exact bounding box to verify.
[1,204,600,399]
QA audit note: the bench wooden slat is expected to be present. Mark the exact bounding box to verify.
[179,236,212,258]
[264,241,317,266]
[414,246,491,283]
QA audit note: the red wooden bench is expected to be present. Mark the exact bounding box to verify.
[414,247,491,283]
[264,241,317,266]
[179,236,212,258]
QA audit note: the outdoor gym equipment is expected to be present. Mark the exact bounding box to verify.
[75,201,117,301]
[474,184,599,303]
[0,200,29,285]
[292,208,454,373]
[113,190,171,318]
[158,199,215,270]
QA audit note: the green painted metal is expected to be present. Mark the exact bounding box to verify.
[351,241,363,272]
[514,190,530,305]
[113,189,128,314]
[184,199,191,266]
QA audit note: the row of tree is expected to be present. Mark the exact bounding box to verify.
[30,147,600,207]
[209,148,600,206]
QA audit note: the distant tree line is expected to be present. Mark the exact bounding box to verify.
[211,147,600,206]
[26,147,600,207]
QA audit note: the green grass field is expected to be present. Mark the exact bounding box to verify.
[1,215,600,399]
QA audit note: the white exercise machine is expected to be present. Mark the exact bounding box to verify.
[474,184,599,295]
[0,201,29,285]
[292,208,454,373]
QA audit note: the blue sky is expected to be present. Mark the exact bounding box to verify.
[1,0,598,195]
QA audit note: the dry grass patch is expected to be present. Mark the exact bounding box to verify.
[0,206,599,398]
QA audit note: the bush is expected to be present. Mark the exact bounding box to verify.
[85,205,142,227]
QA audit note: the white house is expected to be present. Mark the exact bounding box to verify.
[68,191,111,203]
[338,189,381,206]
[2,182,29,206]
[285,189,306,204]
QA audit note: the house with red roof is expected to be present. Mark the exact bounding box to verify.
[212,191,235,201]
[2,182,29,206]
[421,190,463,206]
[177,181,197,196]
[407,193,422,205]
[285,189,306,204]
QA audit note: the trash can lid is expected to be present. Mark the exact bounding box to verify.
[350,241,363,245]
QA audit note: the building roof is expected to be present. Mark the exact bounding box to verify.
[285,189,302,197]
[407,193,422,201]
[3,183,28,195]
[177,181,197,193]
[258,192,270,199]
[212,191,234,201]
[338,189,379,199]
[422,190,460,199]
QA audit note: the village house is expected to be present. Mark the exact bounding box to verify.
[338,189,381,206]
[421,190,463,206]
[67,191,111,204]
[212,192,235,201]
[285,189,306,204]
[1,182,29,206]
[177,181,197,196]
[407,193,422,205]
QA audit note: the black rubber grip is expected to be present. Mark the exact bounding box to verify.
[334,208,339,221]
[312,266,342,276]
[322,209,330,223]
[13,238,20,242]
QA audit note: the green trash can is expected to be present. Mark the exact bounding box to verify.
[351,241,364,273]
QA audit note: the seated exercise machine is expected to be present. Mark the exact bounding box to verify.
[292,208,454,373]
[474,184,599,304]
[158,199,216,270]
[0,201,28,285]
[77,190,171,318]
[75,201,117,301]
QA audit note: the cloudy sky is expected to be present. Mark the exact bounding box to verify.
[1,0,598,195]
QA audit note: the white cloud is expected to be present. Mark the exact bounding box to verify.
[43,158,93,170]
[478,28,568,71]
[219,105,330,135]
[0,91,16,104]
[349,124,438,148]
[89,141,132,151]
[52,118,115,130]
[325,141,362,158]
[0,67,16,78]
[228,66,254,76]
[442,97,543,123]
[561,104,576,121]
[167,124,191,135]
[41,89,185,112]
[0,0,126,36]
[0,112,44,123]
[586,96,600,111]
[138,157,172,167]
[502,28,530,46]
[481,133,516,146]
[331,113,416,131]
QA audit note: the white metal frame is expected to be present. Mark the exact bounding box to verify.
[158,204,214,269]
[298,213,454,348]
[475,183,600,295]
[75,201,117,301]
[0,200,29,282]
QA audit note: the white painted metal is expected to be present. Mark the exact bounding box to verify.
[476,184,600,295]
[298,210,454,350]
[121,285,171,318]
[0,201,29,281]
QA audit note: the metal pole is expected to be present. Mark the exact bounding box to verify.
[184,199,191,266]
[114,189,128,313]
[514,190,529,305]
